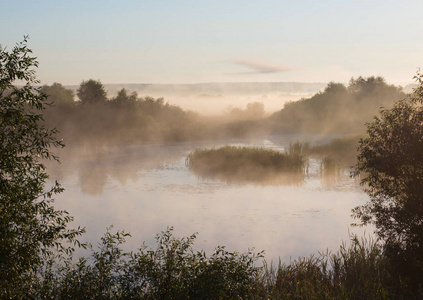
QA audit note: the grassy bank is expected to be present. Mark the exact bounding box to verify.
[186,145,306,184]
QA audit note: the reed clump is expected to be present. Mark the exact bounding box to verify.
[309,135,363,167]
[254,235,401,299]
[186,145,306,184]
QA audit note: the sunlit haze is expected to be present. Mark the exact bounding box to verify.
[2,0,422,86]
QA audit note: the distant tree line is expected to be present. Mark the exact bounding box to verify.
[225,101,265,120]
[42,76,409,144]
[42,80,272,143]
[42,80,202,143]
[42,76,406,142]
[270,76,405,134]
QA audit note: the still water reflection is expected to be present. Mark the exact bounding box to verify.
[48,136,370,263]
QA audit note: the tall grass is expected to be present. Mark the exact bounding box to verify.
[186,145,307,184]
[309,135,363,167]
[254,235,401,299]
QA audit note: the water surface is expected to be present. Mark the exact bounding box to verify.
[48,136,370,263]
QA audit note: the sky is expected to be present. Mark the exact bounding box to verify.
[2,0,423,86]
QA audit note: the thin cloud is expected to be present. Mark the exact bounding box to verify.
[230,59,294,74]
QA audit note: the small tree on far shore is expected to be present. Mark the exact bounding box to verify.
[77,79,107,104]
[41,82,75,108]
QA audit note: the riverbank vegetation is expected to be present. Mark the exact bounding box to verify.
[186,145,306,184]
[2,39,423,299]
[41,70,407,146]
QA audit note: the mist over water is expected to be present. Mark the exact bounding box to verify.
[65,82,325,115]
[38,76,403,263]
[48,136,370,263]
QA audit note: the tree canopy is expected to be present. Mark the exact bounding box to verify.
[271,76,404,134]
[41,82,75,107]
[77,79,107,104]
[110,88,137,105]
[353,72,423,288]
[0,37,83,298]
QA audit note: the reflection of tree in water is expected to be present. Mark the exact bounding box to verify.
[319,164,362,191]
[112,166,139,186]
[79,164,108,196]
[319,157,342,188]
[48,144,187,195]
[320,172,341,189]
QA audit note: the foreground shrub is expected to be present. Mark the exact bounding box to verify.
[33,227,263,299]
[186,145,306,185]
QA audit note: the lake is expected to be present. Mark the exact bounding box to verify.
[47,135,371,263]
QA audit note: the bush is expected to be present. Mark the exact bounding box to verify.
[34,227,263,299]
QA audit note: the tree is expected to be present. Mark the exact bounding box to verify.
[348,76,386,94]
[111,88,137,106]
[245,102,265,119]
[42,83,76,139]
[353,72,423,288]
[41,82,75,108]
[271,76,404,134]
[77,79,107,104]
[0,37,83,298]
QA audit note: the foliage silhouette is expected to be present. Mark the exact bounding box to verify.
[33,227,263,299]
[0,37,84,298]
[77,79,107,104]
[353,71,423,292]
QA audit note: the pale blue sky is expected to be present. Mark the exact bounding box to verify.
[2,0,422,85]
